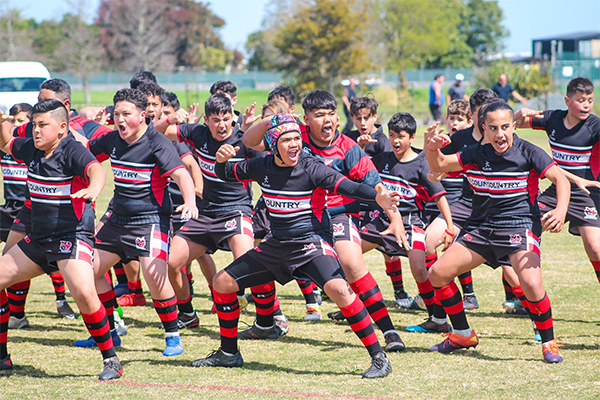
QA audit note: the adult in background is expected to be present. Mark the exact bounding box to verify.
[342,78,357,134]
[492,74,528,104]
[429,74,445,122]
[446,74,468,104]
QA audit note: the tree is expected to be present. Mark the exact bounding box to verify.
[96,0,176,72]
[461,0,508,65]
[273,0,372,92]
[476,59,553,100]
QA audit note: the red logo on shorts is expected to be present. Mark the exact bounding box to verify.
[224,218,238,231]
[59,240,73,253]
[24,236,31,243]
[361,227,369,233]
[369,210,380,220]
[332,223,344,236]
[302,243,317,254]
[539,202,546,209]
[509,234,522,245]
[584,207,598,220]
[135,236,146,250]
[464,234,472,241]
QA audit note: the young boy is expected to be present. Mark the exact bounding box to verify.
[159,93,288,335]
[161,91,180,119]
[78,88,198,357]
[0,99,122,379]
[360,113,454,334]
[192,113,404,378]
[423,100,480,310]
[516,77,600,289]
[424,101,569,362]
[243,90,408,352]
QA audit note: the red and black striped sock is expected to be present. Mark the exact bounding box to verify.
[128,280,143,295]
[105,271,113,286]
[350,272,395,333]
[458,271,474,295]
[98,290,116,330]
[154,296,178,333]
[214,290,240,354]
[177,293,194,314]
[0,290,8,359]
[502,272,514,301]
[49,273,66,301]
[591,260,600,284]
[339,296,382,357]
[425,254,438,270]
[416,279,437,317]
[113,262,128,285]
[295,278,317,305]
[7,280,30,319]
[81,307,116,360]
[251,282,277,327]
[526,294,554,343]
[434,281,469,331]
[384,259,404,292]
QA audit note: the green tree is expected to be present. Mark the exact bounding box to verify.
[475,59,553,100]
[273,0,372,92]
[461,0,508,65]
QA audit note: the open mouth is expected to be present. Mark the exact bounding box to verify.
[495,139,508,151]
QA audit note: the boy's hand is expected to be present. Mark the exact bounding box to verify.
[427,171,446,183]
[541,208,566,233]
[573,177,600,195]
[424,122,449,150]
[168,109,189,125]
[94,107,109,126]
[356,135,378,149]
[515,108,542,128]
[439,226,455,252]
[242,102,261,129]
[71,187,102,202]
[176,203,199,221]
[0,110,14,124]
[216,144,240,163]
[187,103,202,123]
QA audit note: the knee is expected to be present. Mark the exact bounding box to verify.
[212,271,237,293]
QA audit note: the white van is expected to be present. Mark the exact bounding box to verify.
[0,61,51,113]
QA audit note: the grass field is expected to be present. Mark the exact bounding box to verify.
[1,93,600,399]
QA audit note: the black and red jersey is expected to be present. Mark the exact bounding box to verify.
[530,110,600,182]
[345,125,393,158]
[9,134,98,241]
[216,152,378,240]
[177,123,254,216]
[1,149,28,202]
[457,136,556,226]
[300,126,381,216]
[168,141,195,208]
[440,125,480,203]
[88,127,185,224]
[372,150,446,215]
[69,110,113,140]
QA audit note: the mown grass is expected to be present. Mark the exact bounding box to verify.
[1,95,599,399]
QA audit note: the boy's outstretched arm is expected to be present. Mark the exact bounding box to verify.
[424,122,460,173]
[182,153,204,198]
[170,167,199,220]
[242,117,268,151]
[433,194,454,251]
[541,165,570,232]
[71,162,106,202]
[560,168,600,195]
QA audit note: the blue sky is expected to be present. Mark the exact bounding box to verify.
[9,0,600,55]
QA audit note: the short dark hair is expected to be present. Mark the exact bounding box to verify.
[469,88,499,111]
[129,71,157,89]
[350,96,378,117]
[302,90,337,112]
[447,100,470,118]
[40,78,71,102]
[434,73,444,80]
[161,92,180,111]
[137,82,164,98]
[210,80,237,97]
[567,77,594,97]
[479,100,512,133]
[204,93,232,117]
[32,99,69,125]
[113,88,148,111]
[388,112,417,136]
[268,86,295,107]
[9,102,33,117]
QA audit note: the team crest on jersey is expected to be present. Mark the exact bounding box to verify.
[483,161,492,171]
[509,234,522,245]
[224,218,238,231]
[382,164,390,173]
[584,207,598,220]
[59,240,73,253]
[333,223,345,236]
[135,236,147,250]
[262,175,270,187]
[202,143,208,152]
[302,243,317,254]
[549,129,556,140]
[369,210,380,220]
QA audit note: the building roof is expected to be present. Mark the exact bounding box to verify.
[532,31,600,42]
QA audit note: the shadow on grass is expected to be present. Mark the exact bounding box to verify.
[0,363,94,379]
